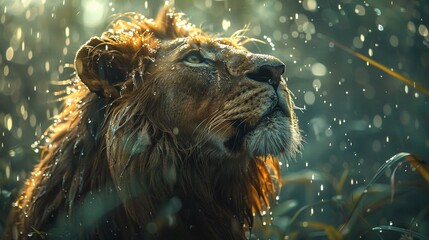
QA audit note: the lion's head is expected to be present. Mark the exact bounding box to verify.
[6,7,301,240]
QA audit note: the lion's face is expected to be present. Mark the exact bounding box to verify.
[147,37,301,162]
[74,9,301,165]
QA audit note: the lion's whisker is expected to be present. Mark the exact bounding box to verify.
[191,112,229,150]
[192,109,221,136]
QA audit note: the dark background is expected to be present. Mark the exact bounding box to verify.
[1,0,428,239]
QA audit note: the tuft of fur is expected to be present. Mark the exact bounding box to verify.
[3,6,301,240]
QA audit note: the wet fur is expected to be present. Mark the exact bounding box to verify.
[4,7,301,240]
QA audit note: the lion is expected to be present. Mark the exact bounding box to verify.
[3,6,301,240]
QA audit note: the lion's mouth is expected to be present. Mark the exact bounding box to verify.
[224,106,289,152]
[224,121,254,152]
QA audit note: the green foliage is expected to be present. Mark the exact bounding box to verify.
[252,153,429,240]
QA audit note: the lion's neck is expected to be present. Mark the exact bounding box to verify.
[127,144,254,239]
[166,157,253,240]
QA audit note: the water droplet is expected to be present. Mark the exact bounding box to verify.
[173,127,179,135]
[222,19,231,31]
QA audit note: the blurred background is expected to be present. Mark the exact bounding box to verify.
[0,0,428,239]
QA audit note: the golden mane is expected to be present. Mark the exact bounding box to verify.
[4,6,284,240]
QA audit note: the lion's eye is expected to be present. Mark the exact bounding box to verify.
[183,51,205,64]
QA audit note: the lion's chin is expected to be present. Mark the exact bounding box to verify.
[245,111,300,162]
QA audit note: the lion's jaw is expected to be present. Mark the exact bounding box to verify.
[150,37,301,163]
[243,80,302,162]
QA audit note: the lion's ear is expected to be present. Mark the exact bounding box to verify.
[74,37,126,99]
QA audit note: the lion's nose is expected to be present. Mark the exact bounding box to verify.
[246,58,285,87]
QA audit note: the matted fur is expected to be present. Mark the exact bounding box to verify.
[4,7,301,240]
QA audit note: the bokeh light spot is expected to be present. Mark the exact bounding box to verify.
[311,62,327,76]
[304,91,316,105]
[82,0,107,28]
